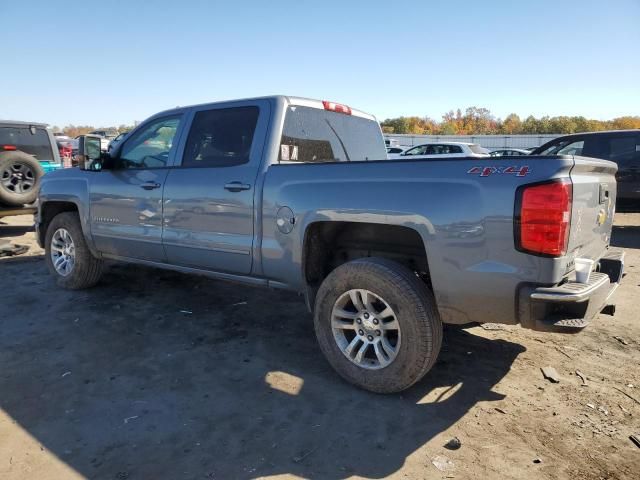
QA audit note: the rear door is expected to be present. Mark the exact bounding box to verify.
[161,100,270,274]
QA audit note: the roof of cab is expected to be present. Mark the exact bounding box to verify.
[0,120,49,127]
[152,95,377,122]
[551,129,640,137]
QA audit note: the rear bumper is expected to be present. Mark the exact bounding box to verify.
[518,248,624,332]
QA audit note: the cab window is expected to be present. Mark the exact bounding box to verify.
[182,107,259,168]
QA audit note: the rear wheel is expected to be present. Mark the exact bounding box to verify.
[45,212,104,289]
[314,257,442,393]
[0,151,44,206]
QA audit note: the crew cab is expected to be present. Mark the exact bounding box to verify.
[36,96,623,393]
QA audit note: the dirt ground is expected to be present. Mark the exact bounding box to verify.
[1,213,639,480]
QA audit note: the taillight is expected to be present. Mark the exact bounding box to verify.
[2,145,17,150]
[515,180,572,257]
[322,100,352,115]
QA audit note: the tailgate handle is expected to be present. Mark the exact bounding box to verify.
[599,183,609,204]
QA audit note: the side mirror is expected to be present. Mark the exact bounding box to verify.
[77,135,104,171]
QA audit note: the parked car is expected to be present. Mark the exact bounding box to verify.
[389,142,490,159]
[89,129,118,151]
[490,148,531,156]
[531,130,640,201]
[0,121,62,209]
[37,96,623,393]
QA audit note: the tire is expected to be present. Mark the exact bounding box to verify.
[44,212,104,289]
[0,151,45,206]
[314,257,442,393]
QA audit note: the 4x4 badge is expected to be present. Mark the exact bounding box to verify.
[467,166,530,177]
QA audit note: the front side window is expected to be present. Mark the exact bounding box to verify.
[119,116,182,169]
[182,107,259,168]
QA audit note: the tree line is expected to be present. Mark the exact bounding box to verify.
[381,107,640,135]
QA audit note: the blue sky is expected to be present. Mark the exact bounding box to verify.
[1,0,639,127]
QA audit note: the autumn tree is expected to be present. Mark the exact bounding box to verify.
[377,109,639,136]
[501,114,522,134]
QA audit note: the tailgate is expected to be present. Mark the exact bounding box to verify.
[567,156,618,263]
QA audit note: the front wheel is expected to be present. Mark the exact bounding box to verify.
[314,257,442,393]
[45,212,104,289]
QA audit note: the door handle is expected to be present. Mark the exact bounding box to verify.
[141,182,161,190]
[224,181,251,192]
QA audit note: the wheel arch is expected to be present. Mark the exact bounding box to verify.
[302,220,433,312]
[38,200,96,255]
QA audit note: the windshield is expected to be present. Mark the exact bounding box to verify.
[279,106,386,163]
[538,139,584,155]
[468,144,489,154]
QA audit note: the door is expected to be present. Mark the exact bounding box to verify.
[162,101,270,274]
[89,114,184,261]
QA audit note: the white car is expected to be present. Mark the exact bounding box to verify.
[388,142,490,159]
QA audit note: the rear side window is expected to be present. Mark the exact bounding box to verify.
[183,107,259,168]
[426,144,461,154]
[279,106,385,163]
[0,126,54,161]
[579,135,640,166]
[608,136,640,166]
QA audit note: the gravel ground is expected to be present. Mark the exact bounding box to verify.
[1,213,639,480]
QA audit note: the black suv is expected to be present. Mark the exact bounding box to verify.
[0,121,62,208]
[532,130,640,202]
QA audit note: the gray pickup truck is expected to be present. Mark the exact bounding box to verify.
[36,96,624,393]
